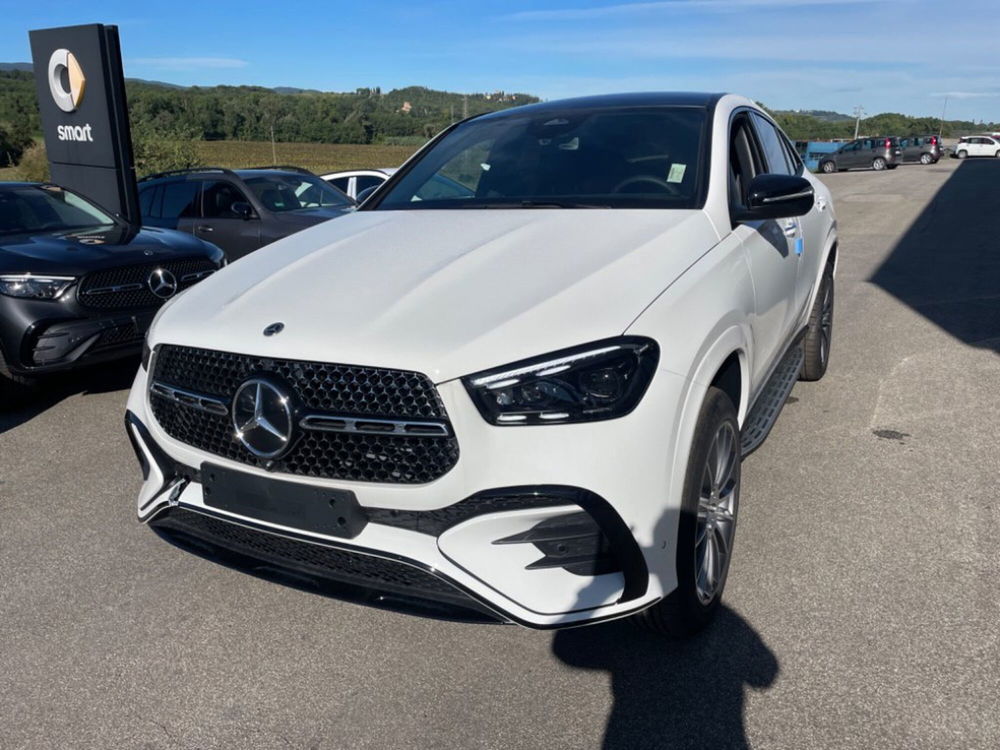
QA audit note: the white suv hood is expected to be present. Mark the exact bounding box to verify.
[151,209,720,382]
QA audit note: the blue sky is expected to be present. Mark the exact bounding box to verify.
[2,0,999,121]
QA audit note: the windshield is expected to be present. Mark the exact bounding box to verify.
[243,173,353,212]
[0,185,118,236]
[372,106,708,210]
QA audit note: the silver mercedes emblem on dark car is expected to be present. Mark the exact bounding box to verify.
[232,378,294,459]
[147,268,178,299]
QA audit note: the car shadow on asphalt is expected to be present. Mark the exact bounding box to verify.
[869,159,1000,352]
[0,357,140,435]
[551,605,778,750]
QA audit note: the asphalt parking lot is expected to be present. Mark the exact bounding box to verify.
[2,158,998,750]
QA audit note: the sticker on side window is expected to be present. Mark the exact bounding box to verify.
[667,163,687,183]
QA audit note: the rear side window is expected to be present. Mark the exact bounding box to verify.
[750,112,793,175]
[355,175,384,194]
[159,181,200,220]
[327,177,350,193]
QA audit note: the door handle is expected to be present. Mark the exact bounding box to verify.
[196,225,214,232]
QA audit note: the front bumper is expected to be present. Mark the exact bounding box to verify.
[0,294,152,375]
[126,357,691,628]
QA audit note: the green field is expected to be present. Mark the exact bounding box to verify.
[193,141,422,174]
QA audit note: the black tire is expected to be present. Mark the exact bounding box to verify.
[872,157,887,171]
[634,387,740,638]
[800,264,834,381]
[820,160,836,174]
[995,151,1000,159]
[957,150,968,159]
[0,348,36,410]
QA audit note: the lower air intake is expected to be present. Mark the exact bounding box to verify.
[150,507,496,621]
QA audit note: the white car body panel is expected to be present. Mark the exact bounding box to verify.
[320,168,396,199]
[151,208,720,383]
[128,93,837,627]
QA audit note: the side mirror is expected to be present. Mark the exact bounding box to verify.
[734,174,814,222]
[231,201,255,220]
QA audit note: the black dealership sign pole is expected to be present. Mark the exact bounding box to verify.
[28,24,140,226]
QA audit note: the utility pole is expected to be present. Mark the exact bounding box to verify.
[853,105,865,139]
[938,95,949,137]
[462,94,468,120]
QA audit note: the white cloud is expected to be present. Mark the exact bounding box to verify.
[129,57,249,70]
[930,91,1000,100]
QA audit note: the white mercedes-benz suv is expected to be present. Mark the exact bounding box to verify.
[126,93,837,635]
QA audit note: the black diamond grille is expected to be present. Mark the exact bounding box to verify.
[93,322,145,350]
[78,258,216,310]
[150,345,459,484]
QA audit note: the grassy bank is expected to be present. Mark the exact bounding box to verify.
[193,141,422,174]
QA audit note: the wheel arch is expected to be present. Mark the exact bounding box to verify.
[667,327,750,506]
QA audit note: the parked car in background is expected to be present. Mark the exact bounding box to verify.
[139,167,355,260]
[952,135,1000,159]
[818,137,902,173]
[127,92,838,637]
[0,182,223,404]
[796,141,840,172]
[898,135,942,164]
[321,168,396,201]
[322,167,476,203]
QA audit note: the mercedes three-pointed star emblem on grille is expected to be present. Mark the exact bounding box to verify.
[231,378,294,459]
[147,268,178,299]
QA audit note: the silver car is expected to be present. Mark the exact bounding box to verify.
[898,136,942,164]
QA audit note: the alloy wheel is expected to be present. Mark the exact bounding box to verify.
[873,158,886,171]
[819,279,833,366]
[694,422,739,604]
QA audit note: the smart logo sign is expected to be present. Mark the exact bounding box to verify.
[48,49,94,141]
[29,24,140,224]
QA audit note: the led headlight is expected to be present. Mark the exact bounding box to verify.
[463,337,659,425]
[0,274,76,300]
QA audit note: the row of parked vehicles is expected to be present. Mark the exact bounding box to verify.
[810,132,1000,174]
[813,135,942,173]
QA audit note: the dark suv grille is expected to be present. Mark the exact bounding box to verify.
[150,345,460,483]
[78,258,216,310]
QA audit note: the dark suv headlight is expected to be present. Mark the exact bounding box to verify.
[0,274,76,299]
[462,337,659,425]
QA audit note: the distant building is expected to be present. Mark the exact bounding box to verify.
[400,101,412,113]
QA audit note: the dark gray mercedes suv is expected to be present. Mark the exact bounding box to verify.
[138,167,355,260]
